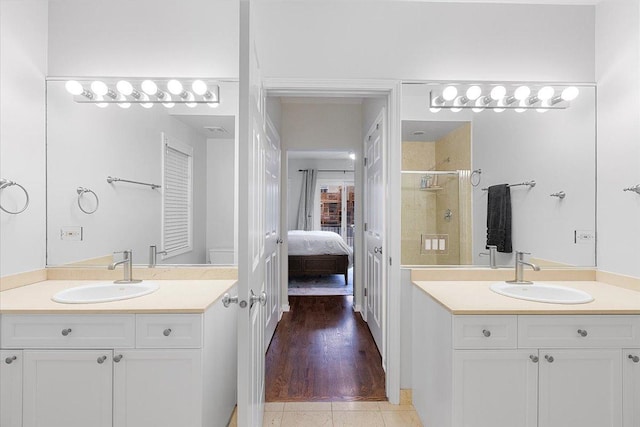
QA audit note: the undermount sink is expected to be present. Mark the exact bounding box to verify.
[490,282,594,304]
[52,281,160,304]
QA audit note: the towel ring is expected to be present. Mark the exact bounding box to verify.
[77,187,99,214]
[0,179,30,215]
[470,169,482,187]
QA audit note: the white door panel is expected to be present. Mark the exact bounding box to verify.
[364,111,386,364]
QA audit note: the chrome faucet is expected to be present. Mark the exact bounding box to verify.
[507,251,541,284]
[148,245,167,268]
[108,250,142,283]
[479,245,498,269]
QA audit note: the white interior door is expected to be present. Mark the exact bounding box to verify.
[238,0,268,425]
[264,118,281,351]
[364,110,386,364]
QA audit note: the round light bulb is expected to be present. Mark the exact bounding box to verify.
[472,107,484,113]
[490,86,506,101]
[91,81,109,96]
[442,86,458,101]
[451,107,462,113]
[191,80,208,96]
[117,95,130,109]
[208,102,220,108]
[161,93,174,108]
[454,96,469,107]
[95,95,108,108]
[475,97,489,109]
[185,91,197,108]
[65,80,84,95]
[140,93,153,109]
[561,86,579,101]
[515,100,527,113]
[537,86,555,101]
[465,86,482,100]
[514,86,531,100]
[116,80,133,96]
[429,107,441,113]
[167,79,184,95]
[141,80,158,96]
[537,100,550,113]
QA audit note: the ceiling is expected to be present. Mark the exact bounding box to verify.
[171,115,235,139]
[402,120,468,142]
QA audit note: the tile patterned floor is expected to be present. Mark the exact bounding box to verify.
[227,390,423,427]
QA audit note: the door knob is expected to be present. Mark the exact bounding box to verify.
[5,355,17,364]
[545,355,554,363]
[529,355,539,363]
[250,290,267,308]
[113,354,123,363]
[482,329,491,337]
[222,293,247,308]
[577,329,588,337]
[163,328,172,336]
[374,247,382,254]
[629,354,640,363]
[97,355,107,364]
[61,328,72,336]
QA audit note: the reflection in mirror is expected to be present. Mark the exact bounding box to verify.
[401,83,596,268]
[46,79,238,267]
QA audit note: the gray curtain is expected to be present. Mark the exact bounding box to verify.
[296,169,317,230]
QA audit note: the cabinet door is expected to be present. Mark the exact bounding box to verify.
[113,349,202,427]
[539,349,622,427]
[22,350,112,427]
[624,349,640,427]
[453,350,538,427]
[1,350,23,427]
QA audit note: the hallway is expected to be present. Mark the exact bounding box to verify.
[265,296,386,402]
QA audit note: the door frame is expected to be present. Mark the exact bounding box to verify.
[264,78,402,404]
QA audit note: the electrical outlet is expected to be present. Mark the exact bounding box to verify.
[575,230,595,244]
[61,226,83,241]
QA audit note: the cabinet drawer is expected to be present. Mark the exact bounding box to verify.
[519,315,640,348]
[453,316,518,349]
[0,315,135,349]
[136,314,202,348]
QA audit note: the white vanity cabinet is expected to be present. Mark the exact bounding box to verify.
[22,350,113,427]
[413,287,640,427]
[0,350,23,427]
[624,348,640,427]
[0,286,237,427]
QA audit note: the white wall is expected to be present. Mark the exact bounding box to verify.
[47,0,239,78]
[46,81,207,265]
[402,84,597,267]
[0,0,48,276]
[595,0,640,278]
[255,1,595,82]
[206,138,236,258]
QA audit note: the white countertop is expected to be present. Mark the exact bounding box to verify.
[413,280,640,315]
[0,279,237,314]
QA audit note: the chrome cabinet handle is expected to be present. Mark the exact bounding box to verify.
[577,329,588,337]
[482,329,491,337]
[530,355,539,363]
[61,328,72,336]
[113,354,123,363]
[97,355,107,364]
[163,328,172,337]
[545,355,554,363]
[629,355,640,363]
[5,355,17,364]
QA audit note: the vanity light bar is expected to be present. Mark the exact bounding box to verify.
[65,79,221,109]
[429,84,579,113]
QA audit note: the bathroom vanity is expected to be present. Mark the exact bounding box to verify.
[412,280,640,427]
[0,279,238,427]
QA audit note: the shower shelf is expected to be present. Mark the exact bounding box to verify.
[419,186,443,191]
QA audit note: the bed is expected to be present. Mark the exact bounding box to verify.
[287,230,353,285]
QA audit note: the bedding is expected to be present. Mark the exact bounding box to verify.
[287,230,353,266]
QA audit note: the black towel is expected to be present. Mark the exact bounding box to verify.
[486,184,512,253]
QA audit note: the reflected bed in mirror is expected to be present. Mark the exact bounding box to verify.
[401,82,596,268]
[46,79,239,267]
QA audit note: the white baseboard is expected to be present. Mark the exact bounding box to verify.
[282,304,290,312]
[353,304,362,313]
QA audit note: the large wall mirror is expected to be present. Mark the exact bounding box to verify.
[46,78,238,267]
[401,82,596,268]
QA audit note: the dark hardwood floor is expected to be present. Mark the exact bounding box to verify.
[265,295,386,402]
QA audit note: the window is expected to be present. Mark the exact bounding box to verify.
[161,133,193,258]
